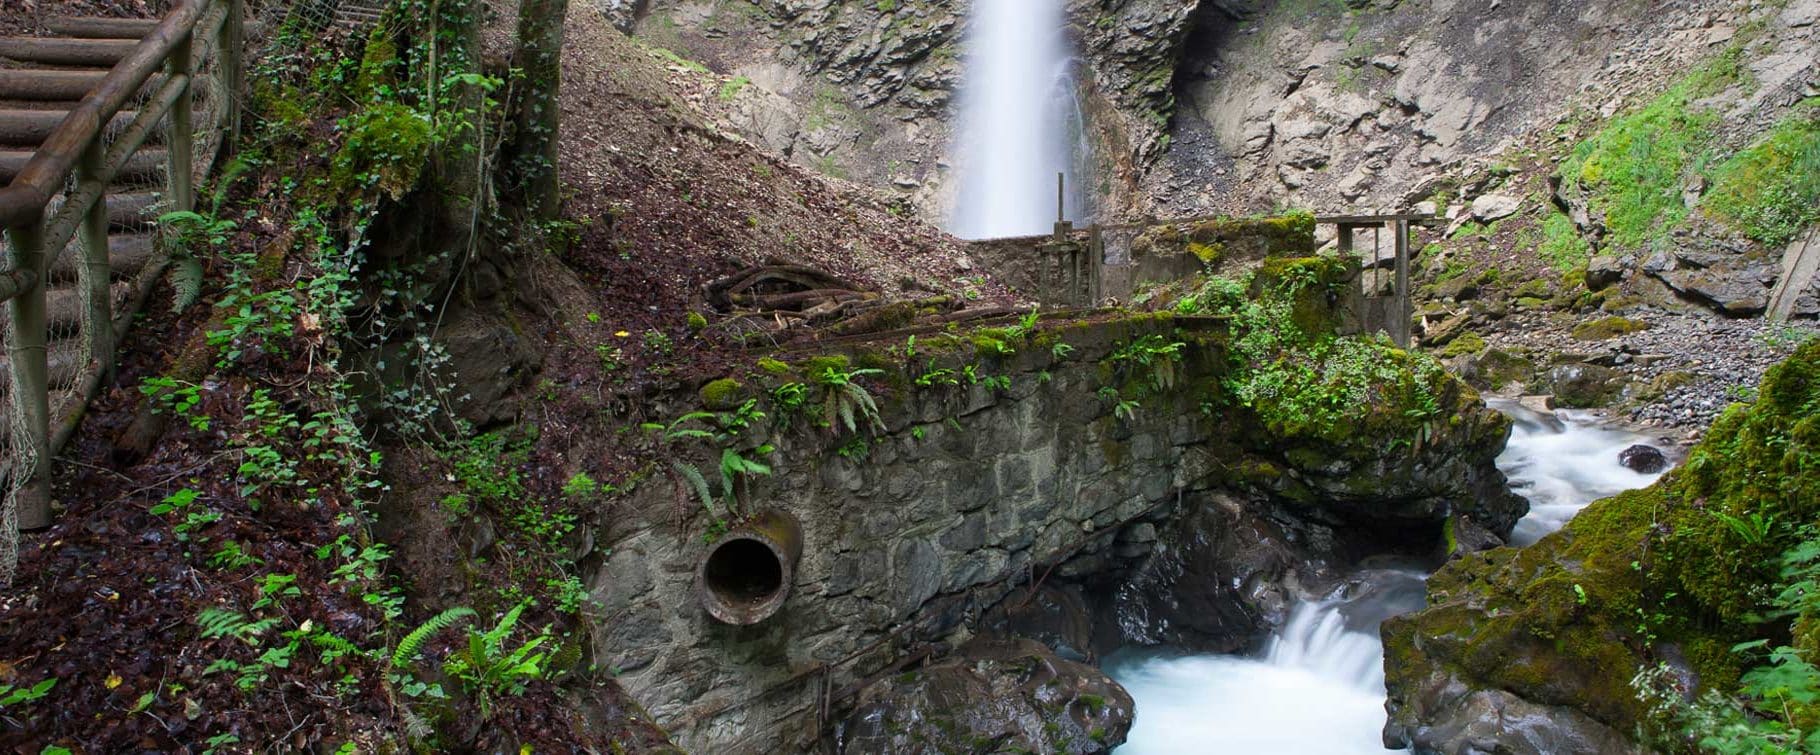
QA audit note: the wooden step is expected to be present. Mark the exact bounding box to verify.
[0,339,86,394]
[0,148,166,183]
[0,108,148,147]
[0,69,108,101]
[48,233,155,283]
[43,17,160,40]
[106,191,161,229]
[0,38,138,68]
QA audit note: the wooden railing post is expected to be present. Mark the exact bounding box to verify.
[168,30,194,215]
[4,221,52,530]
[1394,218,1412,348]
[221,0,243,144]
[78,142,114,376]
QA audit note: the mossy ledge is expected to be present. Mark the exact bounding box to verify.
[1383,339,1820,751]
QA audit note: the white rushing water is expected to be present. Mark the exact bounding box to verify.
[1111,571,1427,754]
[1111,403,1674,752]
[1491,399,1671,545]
[948,0,1088,239]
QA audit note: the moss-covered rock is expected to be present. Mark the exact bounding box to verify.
[1129,212,1318,268]
[1547,363,1624,408]
[698,378,743,410]
[1440,332,1487,358]
[1570,315,1649,341]
[1384,340,1820,752]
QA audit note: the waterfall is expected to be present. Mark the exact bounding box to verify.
[948,0,1089,240]
[1109,571,1428,755]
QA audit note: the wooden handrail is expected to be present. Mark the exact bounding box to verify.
[0,0,212,228]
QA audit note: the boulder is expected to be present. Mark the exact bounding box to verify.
[979,583,1096,662]
[1112,491,1308,652]
[1617,444,1667,474]
[1547,363,1624,408]
[839,638,1134,754]
[1440,515,1504,561]
[1469,194,1521,222]
[1384,342,1820,754]
[1583,255,1623,291]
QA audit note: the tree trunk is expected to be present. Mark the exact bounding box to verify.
[505,0,568,223]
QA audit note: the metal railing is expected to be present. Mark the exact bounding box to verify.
[1,0,243,544]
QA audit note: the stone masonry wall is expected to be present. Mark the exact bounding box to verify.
[585,316,1228,751]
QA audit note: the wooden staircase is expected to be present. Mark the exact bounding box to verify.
[0,0,240,542]
[0,16,168,411]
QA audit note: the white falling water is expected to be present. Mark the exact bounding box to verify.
[948,0,1087,239]
[1110,572,1426,754]
[1111,406,1676,752]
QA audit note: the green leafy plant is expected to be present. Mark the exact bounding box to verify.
[0,678,55,708]
[443,602,551,719]
[140,375,209,431]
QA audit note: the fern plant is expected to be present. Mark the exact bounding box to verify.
[443,602,550,719]
[157,210,235,313]
[814,366,885,434]
[391,606,477,669]
[196,607,278,644]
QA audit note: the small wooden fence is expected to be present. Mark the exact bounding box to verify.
[0,0,243,577]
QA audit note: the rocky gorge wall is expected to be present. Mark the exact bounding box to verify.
[607,0,1197,227]
[582,237,1528,750]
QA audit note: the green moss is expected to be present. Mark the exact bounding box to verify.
[353,27,401,102]
[686,311,709,331]
[1511,278,1552,299]
[1440,332,1486,358]
[756,357,792,376]
[799,354,852,379]
[1390,341,1820,740]
[698,378,743,410]
[1538,210,1592,271]
[1570,315,1649,341]
[1186,241,1223,264]
[1557,47,1746,253]
[1475,349,1535,391]
[332,103,432,200]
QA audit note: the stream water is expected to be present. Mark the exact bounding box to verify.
[1110,403,1673,752]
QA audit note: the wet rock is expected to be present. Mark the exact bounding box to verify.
[1440,515,1503,561]
[838,638,1134,754]
[1517,394,1555,414]
[1618,444,1667,474]
[1383,683,1645,755]
[1113,491,1305,653]
[980,583,1095,662]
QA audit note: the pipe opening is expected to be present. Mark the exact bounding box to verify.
[704,538,784,605]
[697,510,802,625]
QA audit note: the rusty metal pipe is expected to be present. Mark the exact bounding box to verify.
[697,509,802,625]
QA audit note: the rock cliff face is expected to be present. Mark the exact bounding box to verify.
[616,0,1818,316]
[609,0,1200,228]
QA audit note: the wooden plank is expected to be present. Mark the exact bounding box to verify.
[0,70,110,101]
[44,16,162,39]
[0,37,138,67]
